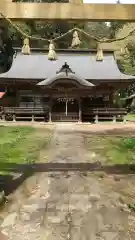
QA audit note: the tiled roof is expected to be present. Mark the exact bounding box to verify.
[0,50,135,81]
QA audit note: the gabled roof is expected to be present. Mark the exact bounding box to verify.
[0,49,135,81]
[37,62,94,87]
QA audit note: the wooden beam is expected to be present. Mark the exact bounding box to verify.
[70,0,81,3]
[0,3,135,21]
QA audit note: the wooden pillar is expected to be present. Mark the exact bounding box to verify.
[109,93,114,107]
[123,117,126,124]
[65,98,68,116]
[78,97,82,122]
[95,114,98,124]
[113,115,116,123]
[94,109,98,123]
[31,114,34,122]
[16,90,20,107]
[13,114,16,122]
[2,114,5,121]
[49,96,52,122]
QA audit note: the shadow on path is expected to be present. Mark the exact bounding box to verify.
[0,162,135,175]
[1,161,135,195]
[0,170,34,196]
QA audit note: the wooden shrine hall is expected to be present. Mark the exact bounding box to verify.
[0,48,135,122]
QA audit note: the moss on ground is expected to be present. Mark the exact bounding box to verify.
[125,114,135,121]
[0,126,52,174]
[85,136,135,165]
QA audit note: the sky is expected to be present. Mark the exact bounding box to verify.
[83,0,135,3]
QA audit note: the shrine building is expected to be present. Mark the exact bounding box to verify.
[0,48,134,122]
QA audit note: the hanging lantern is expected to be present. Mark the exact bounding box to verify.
[96,44,103,61]
[21,38,31,55]
[48,40,57,60]
[71,31,81,48]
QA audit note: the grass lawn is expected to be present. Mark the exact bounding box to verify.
[85,136,135,165]
[0,126,52,174]
[125,113,135,121]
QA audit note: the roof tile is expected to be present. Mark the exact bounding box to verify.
[0,51,134,81]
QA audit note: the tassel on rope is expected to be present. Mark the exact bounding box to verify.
[71,31,81,48]
[120,47,125,55]
[120,47,123,54]
[125,47,129,55]
[21,38,31,55]
[96,44,103,61]
[48,40,57,60]
[120,47,129,55]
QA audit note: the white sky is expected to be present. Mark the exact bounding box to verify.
[83,0,135,3]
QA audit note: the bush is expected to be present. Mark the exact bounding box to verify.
[120,138,135,150]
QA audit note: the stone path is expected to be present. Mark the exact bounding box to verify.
[0,123,135,240]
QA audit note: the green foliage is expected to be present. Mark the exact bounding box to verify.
[107,21,135,102]
[119,138,135,150]
[121,42,135,76]
[116,41,135,100]
[86,136,135,165]
[106,137,135,164]
[127,203,135,212]
[113,91,126,107]
[109,22,125,38]
[126,114,135,121]
[8,22,32,39]
[85,22,110,39]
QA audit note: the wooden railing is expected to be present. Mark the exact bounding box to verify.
[0,107,127,122]
[3,107,49,114]
[82,108,127,122]
[2,107,49,121]
[93,108,127,122]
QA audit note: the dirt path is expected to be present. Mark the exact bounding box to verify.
[0,123,135,240]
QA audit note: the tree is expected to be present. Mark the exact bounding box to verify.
[109,22,125,38]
